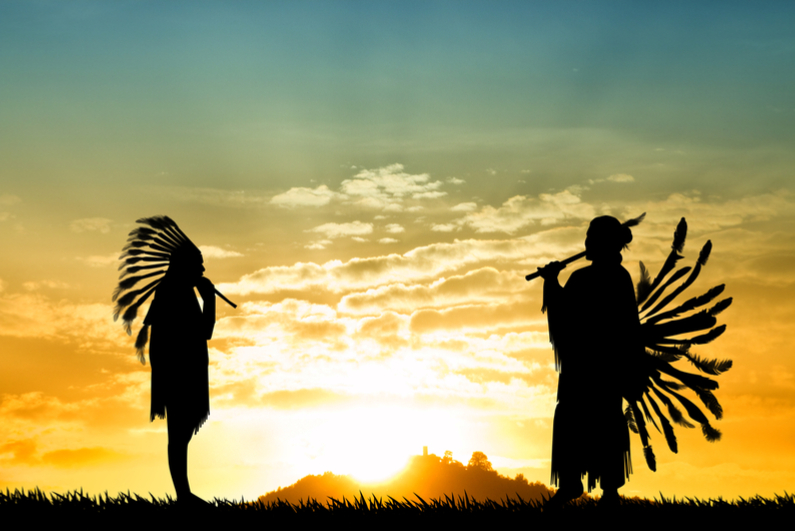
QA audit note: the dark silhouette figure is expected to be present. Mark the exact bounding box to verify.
[538,216,640,506]
[113,216,234,504]
[144,250,215,504]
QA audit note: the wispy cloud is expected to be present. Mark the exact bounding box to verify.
[460,191,595,234]
[270,185,338,208]
[307,221,374,239]
[70,218,112,234]
[0,194,21,206]
[199,245,244,259]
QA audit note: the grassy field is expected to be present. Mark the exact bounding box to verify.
[1,488,792,525]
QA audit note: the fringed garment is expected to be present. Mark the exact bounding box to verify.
[544,257,641,491]
[144,276,215,435]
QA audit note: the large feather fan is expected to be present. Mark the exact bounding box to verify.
[113,216,200,364]
[627,218,732,471]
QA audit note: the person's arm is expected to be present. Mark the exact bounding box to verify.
[196,277,217,340]
[538,261,566,314]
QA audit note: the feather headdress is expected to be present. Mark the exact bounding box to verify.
[113,216,203,364]
[627,218,732,470]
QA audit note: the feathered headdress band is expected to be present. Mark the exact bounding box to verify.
[113,216,203,364]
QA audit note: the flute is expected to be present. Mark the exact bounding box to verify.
[525,251,585,281]
[214,289,237,309]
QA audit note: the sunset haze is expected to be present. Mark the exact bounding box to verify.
[1,1,794,501]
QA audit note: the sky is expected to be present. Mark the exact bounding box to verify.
[1,0,794,500]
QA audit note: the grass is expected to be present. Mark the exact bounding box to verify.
[1,488,793,525]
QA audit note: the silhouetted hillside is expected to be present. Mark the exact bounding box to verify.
[260,451,554,504]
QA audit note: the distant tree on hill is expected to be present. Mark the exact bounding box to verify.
[467,451,494,472]
[259,450,555,504]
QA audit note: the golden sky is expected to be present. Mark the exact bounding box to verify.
[1,2,794,500]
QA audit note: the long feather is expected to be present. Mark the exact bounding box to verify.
[625,212,646,228]
[645,344,688,359]
[645,285,725,326]
[630,401,657,471]
[630,402,651,447]
[112,270,164,301]
[643,445,657,472]
[645,240,714,318]
[112,278,162,319]
[119,264,167,279]
[641,267,691,313]
[684,325,727,346]
[650,385,695,428]
[654,377,686,391]
[640,394,661,433]
[701,423,722,442]
[637,262,652,305]
[118,256,169,270]
[682,352,732,376]
[671,217,687,253]
[693,387,723,419]
[121,283,159,334]
[647,392,678,452]
[647,311,717,340]
[655,380,710,425]
[653,358,719,390]
[697,240,712,266]
[647,348,682,363]
[708,298,733,317]
[134,325,149,365]
[625,405,639,434]
[120,249,171,261]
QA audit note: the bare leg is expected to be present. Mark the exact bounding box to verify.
[166,413,195,500]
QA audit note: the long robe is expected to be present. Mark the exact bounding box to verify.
[544,259,641,491]
[144,277,215,434]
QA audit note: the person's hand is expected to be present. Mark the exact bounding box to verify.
[537,261,566,280]
[196,276,215,300]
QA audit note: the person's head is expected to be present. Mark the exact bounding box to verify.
[167,248,204,285]
[585,216,633,262]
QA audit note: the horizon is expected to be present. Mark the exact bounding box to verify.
[1,1,794,501]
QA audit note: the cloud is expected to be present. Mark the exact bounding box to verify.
[384,224,404,234]
[452,202,478,212]
[218,232,578,297]
[199,245,244,259]
[460,191,595,234]
[447,178,465,185]
[270,185,337,208]
[307,221,374,239]
[70,217,112,234]
[338,267,528,315]
[0,438,124,468]
[0,293,120,344]
[305,240,332,250]
[77,253,118,268]
[0,194,21,206]
[158,186,269,207]
[23,280,70,291]
[431,224,459,232]
[41,447,125,468]
[588,174,636,185]
[0,213,13,222]
[607,173,635,183]
[340,164,446,209]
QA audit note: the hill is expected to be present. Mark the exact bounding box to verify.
[260,451,554,504]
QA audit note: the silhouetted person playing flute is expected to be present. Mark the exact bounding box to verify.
[144,249,215,504]
[537,216,642,507]
[114,216,236,504]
